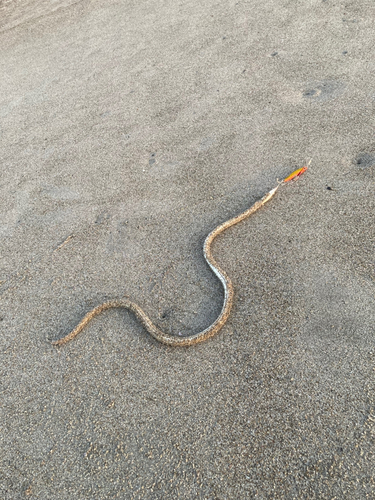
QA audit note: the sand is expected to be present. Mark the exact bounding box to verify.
[1,0,375,498]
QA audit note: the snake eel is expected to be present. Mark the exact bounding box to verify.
[53,168,307,347]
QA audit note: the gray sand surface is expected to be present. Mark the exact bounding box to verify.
[1,0,375,498]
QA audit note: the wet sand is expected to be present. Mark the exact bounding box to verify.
[1,0,375,498]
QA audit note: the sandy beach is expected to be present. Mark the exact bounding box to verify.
[1,0,375,498]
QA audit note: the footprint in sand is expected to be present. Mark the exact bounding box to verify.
[353,152,375,169]
[302,80,346,103]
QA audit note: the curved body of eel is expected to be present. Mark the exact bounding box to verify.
[53,169,307,347]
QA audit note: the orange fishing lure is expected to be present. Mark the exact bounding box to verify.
[283,160,310,183]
